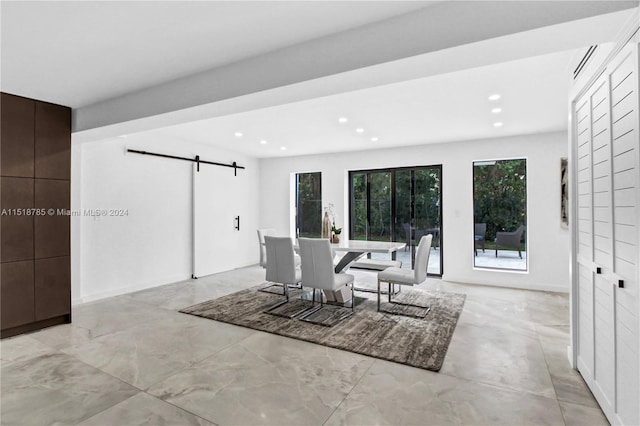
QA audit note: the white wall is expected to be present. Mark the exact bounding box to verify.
[73,134,259,304]
[259,131,570,292]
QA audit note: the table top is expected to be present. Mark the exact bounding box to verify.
[295,239,406,253]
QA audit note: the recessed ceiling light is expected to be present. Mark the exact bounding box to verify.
[260,140,268,145]
[234,132,243,138]
[118,135,128,139]
[338,117,348,123]
[493,122,504,127]
[371,137,379,142]
[356,128,364,133]
[280,146,287,151]
[491,107,502,114]
[488,94,501,101]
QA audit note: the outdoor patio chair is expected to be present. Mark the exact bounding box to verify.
[495,225,526,258]
[402,223,415,251]
[474,223,486,256]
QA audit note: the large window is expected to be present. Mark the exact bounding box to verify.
[473,158,527,271]
[295,172,322,238]
[349,166,442,276]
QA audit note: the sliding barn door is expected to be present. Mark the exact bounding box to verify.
[573,42,639,426]
[192,163,243,278]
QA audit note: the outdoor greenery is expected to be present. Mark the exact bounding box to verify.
[473,159,527,244]
[296,172,322,238]
[351,168,441,242]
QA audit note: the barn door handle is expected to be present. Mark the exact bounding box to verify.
[596,267,602,274]
[234,216,240,231]
[618,280,625,288]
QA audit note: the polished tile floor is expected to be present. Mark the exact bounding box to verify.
[1,265,608,426]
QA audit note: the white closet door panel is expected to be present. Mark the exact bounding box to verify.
[615,241,637,264]
[615,205,636,225]
[612,90,634,117]
[593,175,610,193]
[613,168,636,190]
[594,221,612,239]
[612,129,636,155]
[611,63,633,87]
[578,263,595,374]
[609,46,639,426]
[593,144,610,165]
[613,110,635,136]
[614,149,637,173]
[615,224,636,245]
[594,206,612,222]
[593,190,611,207]
[618,300,637,329]
[574,41,639,426]
[578,153,592,171]
[614,187,637,207]
[593,161,611,180]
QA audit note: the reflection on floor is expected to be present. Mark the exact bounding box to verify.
[1,265,607,426]
[371,246,527,273]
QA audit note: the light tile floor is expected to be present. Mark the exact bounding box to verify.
[1,265,608,426]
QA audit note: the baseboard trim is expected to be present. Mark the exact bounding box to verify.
[1,314,71,339]
[442,274,569,294]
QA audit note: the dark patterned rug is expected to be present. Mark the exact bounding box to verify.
[180,284,466,372]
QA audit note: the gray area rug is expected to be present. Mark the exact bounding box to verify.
[180,284,466,372]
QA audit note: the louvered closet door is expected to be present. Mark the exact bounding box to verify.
[575,74,617,412]
[609,45,639,426]
[575,42,640,426]
[575,91,595,379]
[591,74,617,410]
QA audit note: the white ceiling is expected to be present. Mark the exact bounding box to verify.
[147,49,575,158]
[1,2,636,158]
[0,1,437,107]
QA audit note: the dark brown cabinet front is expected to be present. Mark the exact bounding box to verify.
[1,92,71,338]
[1,177,34,263]
[35,256,71,321]
[1,261,35,329]
[35,179,70,258]
[1,93,35,178]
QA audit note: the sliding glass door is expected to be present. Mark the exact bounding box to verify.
[349,165,442,276]
[295,172,322,238]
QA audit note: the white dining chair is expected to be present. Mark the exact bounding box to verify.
[297,237,355,325]
[257,228,276,268]
[377,234,433,317]
[263,236,309,318]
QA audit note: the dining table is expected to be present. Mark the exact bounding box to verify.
[294,239,406,303]
[326,239,407,272]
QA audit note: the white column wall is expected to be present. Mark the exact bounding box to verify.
[73,134,260,303]
[259,131,570,292]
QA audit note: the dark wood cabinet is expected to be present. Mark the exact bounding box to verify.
[1,92,71,338]
[1,93,35,178]
[0,177,34,263]
[35,256,71,321]
[35,179,70,258]
[35,102,71,179]
[1,261,35,329]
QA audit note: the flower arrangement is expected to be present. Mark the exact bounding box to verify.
[324,203,342,242]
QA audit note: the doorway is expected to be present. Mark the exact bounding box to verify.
[349,165,442,276]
